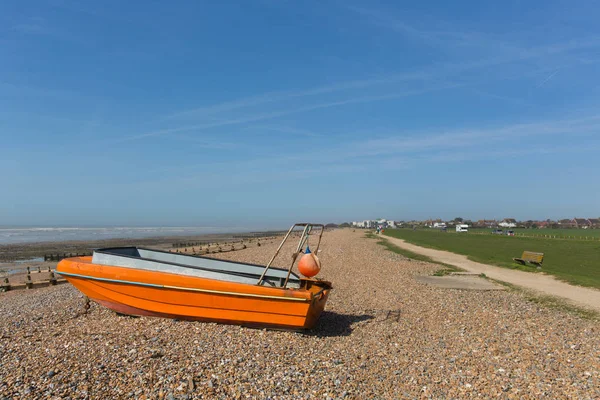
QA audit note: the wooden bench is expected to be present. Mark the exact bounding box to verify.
[513,251,544,267]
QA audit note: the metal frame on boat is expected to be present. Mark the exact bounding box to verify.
[258,223,324,287]
[56,223,332,329]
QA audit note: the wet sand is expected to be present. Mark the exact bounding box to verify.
[0,231,280,263]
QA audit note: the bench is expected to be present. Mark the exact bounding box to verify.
[513,251,544,267]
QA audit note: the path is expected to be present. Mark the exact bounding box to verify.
[384,235,600,312]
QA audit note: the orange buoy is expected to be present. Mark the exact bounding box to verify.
[297,246,321,278]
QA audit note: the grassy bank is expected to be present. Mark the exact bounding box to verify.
[383,229,600,289]
[468,228,600,240]
[365,232,461,276]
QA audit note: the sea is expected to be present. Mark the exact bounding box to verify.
[0,226,250,245]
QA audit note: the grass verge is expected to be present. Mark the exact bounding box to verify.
[485,277,600,321]
[369,231,600,320]
[365,232,463,275]
[383,229,600,289]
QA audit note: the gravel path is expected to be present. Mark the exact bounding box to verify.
[384,235,600,313]
[1,229,598,399]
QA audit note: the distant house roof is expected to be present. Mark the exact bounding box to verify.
[573,218,590,225]
[588,218,600,225]
[503,218,517,223]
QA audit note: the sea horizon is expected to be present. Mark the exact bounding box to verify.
[0,226,258,245]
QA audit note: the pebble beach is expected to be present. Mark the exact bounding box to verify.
[1,229,598,399]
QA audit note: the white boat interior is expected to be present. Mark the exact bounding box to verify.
[91,247,301,288]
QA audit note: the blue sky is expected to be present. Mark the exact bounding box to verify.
[2,0,600,228]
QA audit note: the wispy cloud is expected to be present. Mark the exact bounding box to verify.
[345,113,600,158]
[7,16,86,45]
[346,5,526,55]
[469,88,533,107]
[93,4,600,153]
[10,23,48,35]
[114,82,464,143]
[164,70,429,120]
[142,110,600,184]
[254,125,324,138]
[0,81,82,100]
[118,55,592,144]
[536,69,560,88]
[156,35,600,131]
[168,135,241,150]
[347,4,600,70]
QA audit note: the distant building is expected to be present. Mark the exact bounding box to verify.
[499,218,517,228]
[351,218,399,229]
[433,222,446,228]
[352,220,375,229]
[573,218,591,229]
[475,220,498,228]
[559,219,575,227]
[589,218,600,228]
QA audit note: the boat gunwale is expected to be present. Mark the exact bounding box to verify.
[92,246,302,286]
[57,270,315,302]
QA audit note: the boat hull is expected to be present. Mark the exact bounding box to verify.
[57,257,331,330]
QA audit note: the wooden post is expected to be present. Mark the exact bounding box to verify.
[25,269,33,289]
[49,269,57,286]
[0,277,9,292]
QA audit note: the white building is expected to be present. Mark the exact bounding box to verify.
[433,222,446,228]
[352,219,398,229]
[352,220,374,228]
[456,224,469,232]
[499,218,517,228]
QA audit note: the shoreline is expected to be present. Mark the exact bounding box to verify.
[0,230,283,263]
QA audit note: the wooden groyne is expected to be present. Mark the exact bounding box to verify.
[171,239,265,255]
[0,266,66,292]
[1,236,281,292]
[43,252,92,262]
[171,232,283,249]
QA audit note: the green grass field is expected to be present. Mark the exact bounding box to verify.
[468,228,600,239]
[383,228,600,289]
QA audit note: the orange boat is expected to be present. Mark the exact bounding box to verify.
[56,223,331,330]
